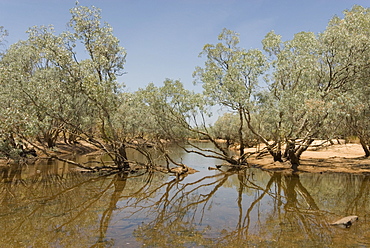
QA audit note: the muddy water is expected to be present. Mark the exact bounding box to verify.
[0,145,370,247]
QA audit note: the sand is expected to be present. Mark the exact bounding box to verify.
[247,142,370,174]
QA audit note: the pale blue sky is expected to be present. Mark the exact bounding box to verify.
[1,0,369,92]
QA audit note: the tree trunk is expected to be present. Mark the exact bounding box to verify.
[274,140,283,162]
[226,138,231,148]
[289,151,300,171]
[273,151,283,162]
[295,139,314,158]
[116,143,130,171]
[238,108,244,157]
[243,110,283,162]
[287,141,299,171]
[359,137,370,157]
[42,129,59,148]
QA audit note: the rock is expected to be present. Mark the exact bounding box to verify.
[330,215,358,228]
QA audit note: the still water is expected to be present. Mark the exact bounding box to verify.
[0,144,370,247]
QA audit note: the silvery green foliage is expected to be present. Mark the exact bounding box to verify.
[0,4,127,159]
[261,31,324,136]
[316,5,370,155]
[136,79,205,140]
[67,4,127,145]
[256,6,370,160]
[0,26,8,53]
[196,5,370,163]
[321,5,370,155]
[1,4,370,163]
[194,29,267,158]
[194,28,267,110]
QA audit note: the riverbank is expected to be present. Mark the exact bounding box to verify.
[1,139,369,174]
[247,142,370,174]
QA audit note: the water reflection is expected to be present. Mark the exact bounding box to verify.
[0,156,370,247]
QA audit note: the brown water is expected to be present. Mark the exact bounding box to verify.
[0,145,370,247]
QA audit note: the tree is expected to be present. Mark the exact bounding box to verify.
[320,5,370,157]
[194,28,267,162]
[194,11,370,169]
[0,26,8,52]
[67,4,130,170]
[211,112,256,148]
[0,39,43,160]
[137,79,253,167]
[0,24,97,159]
[258,30,326,168]
[0,4,132,171]
[256,4,370,168]
[211,113,240,148]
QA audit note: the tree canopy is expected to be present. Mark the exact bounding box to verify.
[0,4,369,171]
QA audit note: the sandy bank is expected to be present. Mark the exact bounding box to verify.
[247,143,370,174]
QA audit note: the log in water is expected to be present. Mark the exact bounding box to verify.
[330,215,359,228]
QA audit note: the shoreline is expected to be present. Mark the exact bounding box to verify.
[247,143,370,174]
[1,141,369,175]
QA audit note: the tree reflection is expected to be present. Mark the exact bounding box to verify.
[345,175,370,214]
[92,172,129,247]
[132,170,234,247]
[132,170,370,247]
[0,162,139,247]
[271,173,330,246]
[1,162,370,247]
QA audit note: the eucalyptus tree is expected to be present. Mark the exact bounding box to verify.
[211,112,256,148]
[0,24,97,160]
[194,28,267,163]
[136,80,202,168]
[258,31,326,167]
[194,23,368,169]
[137,79,249,166]
[67,4,129,170]
[0,38,42,160]
[319,5,370,156]
[211,113,240,148]
[0,27,19,159]
[0,4,132,171]
[317,5,370,98]
[193,29,318,167]
[0,26,7,52]
[349,70,370,157]
[136,81,193,142]
[338,85,370,156]
[256,5,370,167]
[259,28,364,167]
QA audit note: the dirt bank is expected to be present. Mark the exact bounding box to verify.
[2,140,369,174]
[247,142,370,174]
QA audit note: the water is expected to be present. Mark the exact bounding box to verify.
[0,144,370,247]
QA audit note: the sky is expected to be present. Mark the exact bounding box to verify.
[1,0,369,92]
